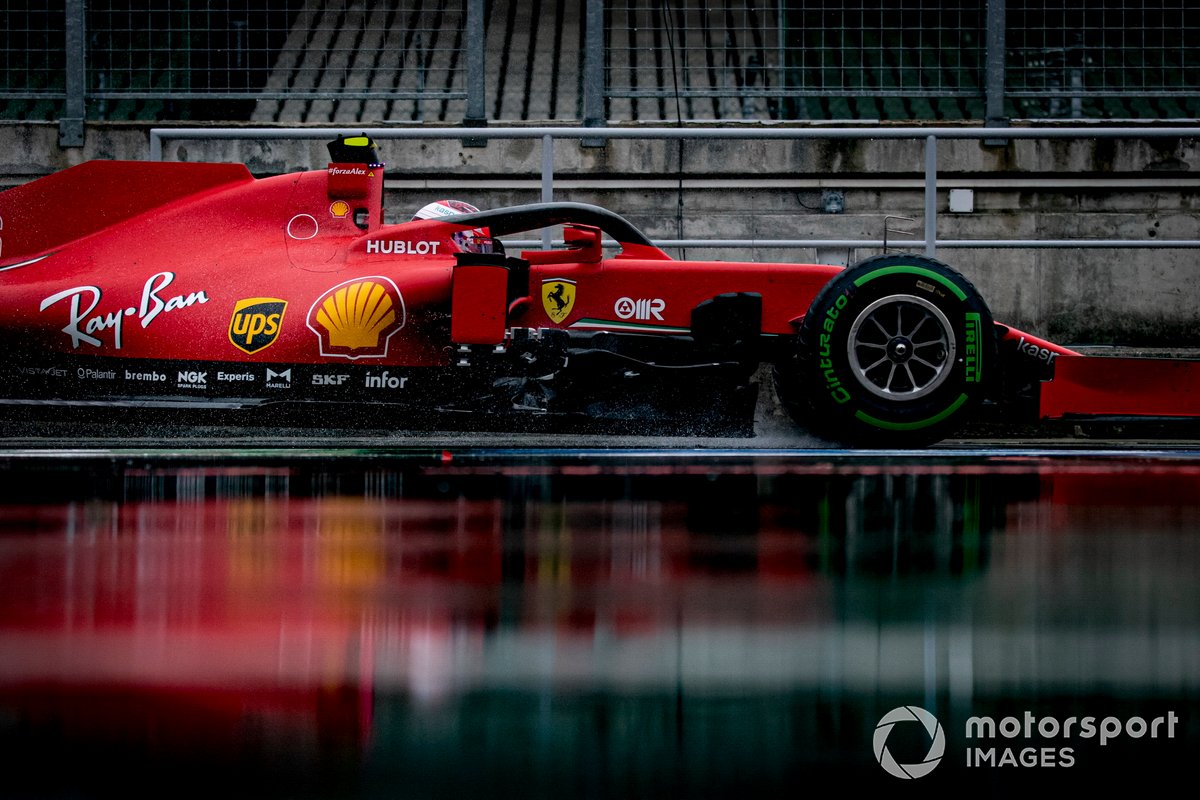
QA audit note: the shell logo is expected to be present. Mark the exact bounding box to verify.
[306,276,406,359]
[329,200,350,218]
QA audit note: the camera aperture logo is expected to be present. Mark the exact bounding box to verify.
[874,706,946,779]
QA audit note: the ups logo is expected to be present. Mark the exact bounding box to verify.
[229,298,287,354]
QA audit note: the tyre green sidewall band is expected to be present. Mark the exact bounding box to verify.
[854,392,970,431]
[852,265,968,302]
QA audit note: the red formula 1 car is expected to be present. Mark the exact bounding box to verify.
[1,135,1197,446]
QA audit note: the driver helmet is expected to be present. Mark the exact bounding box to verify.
[412,199,492,253]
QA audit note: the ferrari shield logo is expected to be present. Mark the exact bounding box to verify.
[542,279,576,323]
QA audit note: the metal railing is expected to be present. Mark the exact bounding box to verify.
[3,0,1197,147]
[148,125,1200,256]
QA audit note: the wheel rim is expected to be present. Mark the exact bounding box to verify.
[846,294,956,401]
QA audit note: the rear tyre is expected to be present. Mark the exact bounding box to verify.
[776,253,995,447]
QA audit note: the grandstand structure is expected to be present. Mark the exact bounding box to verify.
[246,0,584,124]
[1,2,1197,351]
[2,1,1197,129]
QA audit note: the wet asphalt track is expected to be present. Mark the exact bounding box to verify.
[2,398,1199,458]
[3,405,1200,798]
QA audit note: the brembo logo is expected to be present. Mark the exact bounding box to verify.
[873,707,946,779]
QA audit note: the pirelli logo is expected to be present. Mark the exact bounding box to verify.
[964,312,982,384]
[229,298,287,354]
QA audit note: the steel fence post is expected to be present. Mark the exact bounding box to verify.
[541,135,554,249]
[925,135,937,258]
[463,0,488,146]
[59,0,87,148]
[985,0,1009,144]
[582,0,605,146]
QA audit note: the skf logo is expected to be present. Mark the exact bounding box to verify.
[229,298,287,354]
[306,276,406,360]
[614,296,665,321]
[542,279,576,323]
[312,374,350,386]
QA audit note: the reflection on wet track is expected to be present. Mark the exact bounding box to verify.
[1,446,1198,797]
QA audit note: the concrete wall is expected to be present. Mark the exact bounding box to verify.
[3,122,1198,345]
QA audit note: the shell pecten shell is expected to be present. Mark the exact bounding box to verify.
[315,279,396,350]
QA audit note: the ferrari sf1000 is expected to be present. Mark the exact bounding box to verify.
[2,135,1197,446]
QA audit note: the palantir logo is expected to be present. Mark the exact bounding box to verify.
[873,706,946,779]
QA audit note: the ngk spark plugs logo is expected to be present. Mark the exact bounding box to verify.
[176,370,208,390]
[306,276,405,360]
[229,297,286,354]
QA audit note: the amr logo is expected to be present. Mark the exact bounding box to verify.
[614,296,665,321]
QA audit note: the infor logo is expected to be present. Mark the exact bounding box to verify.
[873,706,945,779]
